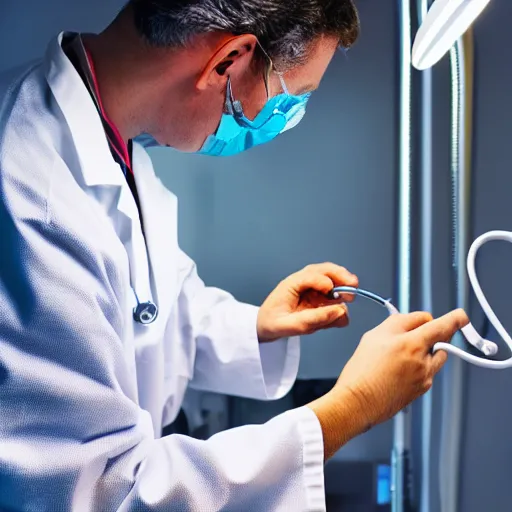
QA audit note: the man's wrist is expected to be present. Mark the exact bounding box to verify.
[256,310,279,343]
[307,388,371,460]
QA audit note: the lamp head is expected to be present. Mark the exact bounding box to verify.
[412,0,492,70]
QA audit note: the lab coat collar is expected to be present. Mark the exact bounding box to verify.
[44,32,139,225]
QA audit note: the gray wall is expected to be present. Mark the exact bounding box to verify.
[2,0,512,510]
[0,0,125,69]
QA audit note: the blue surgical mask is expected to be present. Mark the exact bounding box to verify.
[135,63,311,155]
[198,74,310,157]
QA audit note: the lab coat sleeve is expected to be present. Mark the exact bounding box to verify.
[176,249,300,400]
[0,216,326,511]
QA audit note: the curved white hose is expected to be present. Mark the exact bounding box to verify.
[433,230,512,368]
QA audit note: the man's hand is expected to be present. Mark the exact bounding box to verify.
[308,308,470,459]
[257,263,359,343]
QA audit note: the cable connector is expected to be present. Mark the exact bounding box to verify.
[461,323,498,356]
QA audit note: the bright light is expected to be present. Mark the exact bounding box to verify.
[412,0,491,70]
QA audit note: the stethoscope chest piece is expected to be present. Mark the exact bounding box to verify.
[133,301,158,325]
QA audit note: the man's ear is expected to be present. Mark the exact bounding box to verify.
[196,34,259,91]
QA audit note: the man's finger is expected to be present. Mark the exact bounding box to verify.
[302,263,359,289]
[384,311,434,333]
[415,309,469,350]
[431,349,448,375]
[328,304,350,328]
[288,304,349,334]
[289,273,335,295]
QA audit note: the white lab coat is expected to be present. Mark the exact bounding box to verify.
[0,33,326,511]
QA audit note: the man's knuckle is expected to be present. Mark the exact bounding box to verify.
[299,321,311,334]
[422,377,433,393]
[396,335,410,351]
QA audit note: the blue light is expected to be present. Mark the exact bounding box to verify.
[377,464,391,505]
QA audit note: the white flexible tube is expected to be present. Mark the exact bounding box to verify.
[433,230,512,368]
[384,300,400,316]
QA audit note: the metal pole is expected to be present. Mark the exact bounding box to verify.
[392,0,413,510]
[418,0,434,510]
[439,32,474,512]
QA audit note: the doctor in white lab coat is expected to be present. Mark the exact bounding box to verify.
[0,1,469,510]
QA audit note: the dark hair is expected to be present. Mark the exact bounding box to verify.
[128,0,360,68]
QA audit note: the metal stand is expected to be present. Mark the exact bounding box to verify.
[392,1,414,510]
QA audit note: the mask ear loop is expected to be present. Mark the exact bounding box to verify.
[275,71,289,95]
[224,40,287,124]
[224,76,243,117]
[224,41,272,118]
[261,49,271,99]
[223,75,278,130]
[256,41,290,96]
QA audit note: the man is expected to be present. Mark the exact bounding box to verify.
[0,1,468,510]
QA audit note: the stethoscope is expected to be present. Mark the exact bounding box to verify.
[330,230,512,368]
[66,35,159,326]
[132,289,159,325]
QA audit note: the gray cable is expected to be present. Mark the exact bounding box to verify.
[330,286,399,315]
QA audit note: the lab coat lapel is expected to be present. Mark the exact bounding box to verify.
[45,32,177,320]
[131,143,178,320]
[44,32,139,226]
